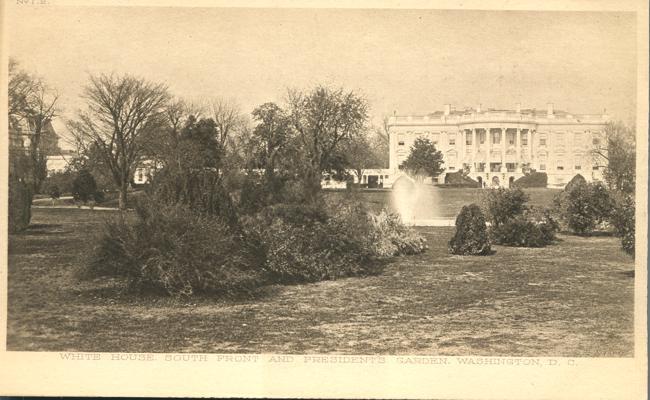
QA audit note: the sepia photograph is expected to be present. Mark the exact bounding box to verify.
[1,0,647,398]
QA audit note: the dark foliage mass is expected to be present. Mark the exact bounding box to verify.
[611,194,635,255]
[484,188,557,247]
[554,181,613,236]
[72,169,99,203]
[87,193,427,296]
[484,188,529,227]
[448,204,492,256]
[443,170,479,188]
[86,199,266,297]
[564,174,587,192]
[490,215,558,248]
[399,138,445,179]
[8,178,32,233]
[513,171,548,188]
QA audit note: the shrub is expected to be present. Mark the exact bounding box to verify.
[564,174,587,192]
[149,168,240,228]
[256,219,377,283]
[49,184,61,200]
[484,188,529,227]
[87,199,266,297]
[364,209,428,257]
[261,202,329,226]
[610,193,635,255]
[448,204,491,255]
[443,171,479,188]
[242,199,427,284]
[491,217,556,247]
[526,207,559,242]
[42,170,74,195]
[555,181,613,235]
[326,198,427,258]
[72,169,98,203]
[513,172,547,188]
[9,177,32,233]
[93,190,105,203]
[243,204,377,284]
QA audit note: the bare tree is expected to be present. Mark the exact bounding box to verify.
[8,58,59,191]
[287,86,368,200]
[251,102,291,180]
[207,98,245,149]
[590,121,636,194]
[340,132,378,184]
[68,73,170,209]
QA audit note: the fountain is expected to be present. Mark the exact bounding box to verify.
[390,174,455,227]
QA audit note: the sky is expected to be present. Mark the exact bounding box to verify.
[7,6,638,147]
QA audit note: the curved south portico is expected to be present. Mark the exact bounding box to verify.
[387,104,609,188]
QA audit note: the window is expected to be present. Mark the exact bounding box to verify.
[521,133,528,146]
[593,138,600,146]
[506,163,516,172]
[398,141,405,146]
[557,165,564,171]
[575,165,581,170]
[539,164,546,171]
[492,131,500,144]
[490,163,501,172]
[477,163,485,172]
[449,138,455,145]
[508,133,515,145]
[479,132,486,144]
[466,135,472,145]
[449,166,456,170]
[573,133,583,146]
[592,166,599,171]
[539,138,547,146]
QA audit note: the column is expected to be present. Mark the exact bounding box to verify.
[472,128,477,169]
[501,128,506,171]
[516,128,521,171]
[460,130,465,167]
[528,129,533,164]
[487,128,492,170]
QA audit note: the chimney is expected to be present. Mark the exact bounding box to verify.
[547,103,554,116]
[516,103,521,113]
[444,104,451,116]
[477,103,482,113]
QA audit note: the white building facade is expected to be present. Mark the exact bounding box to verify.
[387,103,609,188]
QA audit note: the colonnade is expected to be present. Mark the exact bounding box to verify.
[459,127,535,173]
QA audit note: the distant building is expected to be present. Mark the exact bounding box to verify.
[322,169,392,189]
[9,116,75,176]
[133,160,160,186]
[387,103,609,188]
[46,150,77,175]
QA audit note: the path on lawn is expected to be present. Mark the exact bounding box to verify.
[7,209,635,356]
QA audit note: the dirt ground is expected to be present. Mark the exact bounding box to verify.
[7,208,634,356]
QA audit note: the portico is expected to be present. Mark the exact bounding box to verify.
[387,104,609,188]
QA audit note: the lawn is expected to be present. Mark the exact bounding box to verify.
[7,208,634,356]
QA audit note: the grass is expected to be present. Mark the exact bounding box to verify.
[32,190,146,209]
[7,208,634,356]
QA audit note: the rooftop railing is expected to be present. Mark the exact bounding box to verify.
[390,111,608,125]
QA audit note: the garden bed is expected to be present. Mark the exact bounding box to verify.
[7,208,634,355]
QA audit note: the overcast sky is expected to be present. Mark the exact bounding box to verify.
[7,6,637,146]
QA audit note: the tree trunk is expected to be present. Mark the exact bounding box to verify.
[302,168,322,204]
[118,180,128,210]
